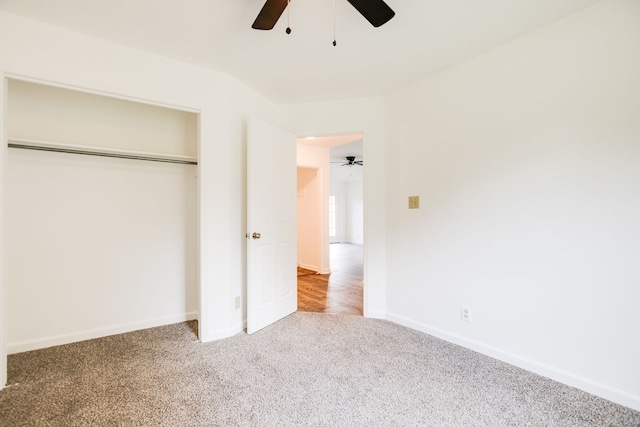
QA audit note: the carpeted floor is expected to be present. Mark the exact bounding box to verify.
[1,313,638,426]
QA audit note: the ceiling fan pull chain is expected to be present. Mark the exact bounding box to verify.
[286,0,292,34]
[332,0,337,46]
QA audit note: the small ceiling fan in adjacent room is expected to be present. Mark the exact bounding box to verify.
[331,156,363,166]
[252,0,395,45]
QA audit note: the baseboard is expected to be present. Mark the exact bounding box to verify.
[232,319,247,335]
[8,311,199,354]
[364,310,386,320]
[385,312,640,412]
[298,262,318,272]
[200,319,246,342]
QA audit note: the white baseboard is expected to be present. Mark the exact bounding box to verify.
[298,263,331,274]
[386,312,640,412]
[8,311,199,354]
[364,310,386,320]
[298,262,318,272]
[200,319,246,342]
[232,319,247,335]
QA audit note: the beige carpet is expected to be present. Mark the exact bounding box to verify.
[1,313,638,426]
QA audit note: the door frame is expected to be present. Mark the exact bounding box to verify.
[295,132,366,297]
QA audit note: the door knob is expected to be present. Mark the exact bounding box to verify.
[252,232,261,240]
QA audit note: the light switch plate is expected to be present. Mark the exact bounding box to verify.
[408,196,419,209]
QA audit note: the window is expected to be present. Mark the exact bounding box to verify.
[329,195,337,237]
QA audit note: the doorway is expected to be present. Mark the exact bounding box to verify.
[296,134,364,315]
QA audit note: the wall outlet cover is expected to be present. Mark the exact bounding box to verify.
[461,306,471,322]
[408,195,419,209]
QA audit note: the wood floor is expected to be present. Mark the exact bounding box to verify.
[297,243,363,315]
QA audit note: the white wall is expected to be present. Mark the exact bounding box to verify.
[297,167,320,271]
[281,98,386,318]
[330,170,346,244]
[385,0,640,411]
[7,150,197,353]
[296,144,330,274]
[329,163,363,244]
[345,179,364,245]
[8,79,198,156]
[0,10,280,383]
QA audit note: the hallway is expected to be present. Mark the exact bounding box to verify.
[297,243,363,315]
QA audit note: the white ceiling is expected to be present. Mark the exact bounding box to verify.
[298,132,363,161]
[0,0,600,104]
[329,140,363,163]
[298,133,362,149]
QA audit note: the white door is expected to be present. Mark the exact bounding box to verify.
[247,118,297,334]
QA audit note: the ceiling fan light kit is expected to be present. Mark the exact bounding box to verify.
[252,0,395,46]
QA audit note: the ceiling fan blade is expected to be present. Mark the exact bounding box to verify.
[346,0,395,27]
[252,0,289,30]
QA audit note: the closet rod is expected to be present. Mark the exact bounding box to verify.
[8,139,198,165]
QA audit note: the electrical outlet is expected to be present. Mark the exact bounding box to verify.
[461,306,471,323]
[234,296,241,310]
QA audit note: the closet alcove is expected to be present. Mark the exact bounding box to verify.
[6,79,199,353]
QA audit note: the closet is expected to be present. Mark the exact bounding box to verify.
[6,79,198,353]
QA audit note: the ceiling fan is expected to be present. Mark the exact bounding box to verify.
[331,156,363,166]
[252,0,395,31]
